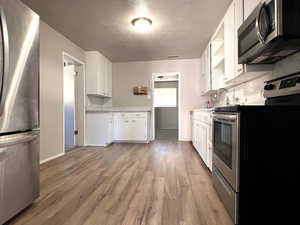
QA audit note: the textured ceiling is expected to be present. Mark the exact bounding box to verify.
[21,0,232,62]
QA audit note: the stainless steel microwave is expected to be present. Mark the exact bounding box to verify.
[238,0,300,65]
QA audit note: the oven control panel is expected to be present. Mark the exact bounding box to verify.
[263,73,300,98]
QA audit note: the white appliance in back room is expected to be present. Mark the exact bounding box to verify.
[0,0,40,224]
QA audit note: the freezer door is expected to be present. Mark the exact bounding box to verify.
[0,0,39,134]
[0,131,39,224]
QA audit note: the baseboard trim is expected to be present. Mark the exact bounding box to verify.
[113,140,150,144]
[40,153,65,164]
[179,138,192,142]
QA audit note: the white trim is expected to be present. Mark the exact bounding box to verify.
[40,153,64,164]
[180,138,192,142]
[63,52,85,65]
[86,144,109,147]
[151,72,182,141]
[62,52,86,154]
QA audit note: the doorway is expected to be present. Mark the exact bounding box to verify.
[63,53,85,152]
[152,73,180,141]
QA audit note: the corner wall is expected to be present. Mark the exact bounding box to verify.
[40,21,85,162]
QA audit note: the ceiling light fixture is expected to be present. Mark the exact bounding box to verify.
[131,17,152,32]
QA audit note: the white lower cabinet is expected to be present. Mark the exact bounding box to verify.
[114,118,131,141]
[86,111,149,146]
[113,113,148,142]
[192,111,213,171]
[86,112,113,146]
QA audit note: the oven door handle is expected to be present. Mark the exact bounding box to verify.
[213,115,237,123]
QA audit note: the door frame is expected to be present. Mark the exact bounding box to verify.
[62,52,85,153]
[151,72,182,141]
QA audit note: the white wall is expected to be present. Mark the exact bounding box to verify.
[113,59,204,141]
[40,21,85,162]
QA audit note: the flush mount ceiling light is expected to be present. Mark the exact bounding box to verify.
[131,17,152,32]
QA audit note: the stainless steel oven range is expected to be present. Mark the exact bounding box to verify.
[212,113,239,223]
[212,72,300,225]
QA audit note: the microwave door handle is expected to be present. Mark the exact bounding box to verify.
[256,2,266,44]
[0,8,9,115]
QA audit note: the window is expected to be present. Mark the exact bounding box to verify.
[153,88,177,107]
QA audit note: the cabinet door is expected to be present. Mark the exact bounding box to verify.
[131,119,147,141]
[85,52,101,95]
[234,0,245,76]
[224,2,236,81]
[203,45,211,93]
[107,118,113,144]
[244,0,261,20]
[113,119,131,141]
[192,120,197,146]
[107,61,112,97]
[99,55,106,96]
[195,121,201,153]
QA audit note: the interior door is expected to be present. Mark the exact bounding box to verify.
[0,0,39,134]
[64,65,76,150]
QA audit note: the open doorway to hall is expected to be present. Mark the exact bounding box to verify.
[152,73,180,141]
[63,53,85,152]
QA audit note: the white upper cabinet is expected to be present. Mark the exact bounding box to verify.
[85,51,112,97]
[85,51,103,96]
[224,1,236,81]
[107,60,113,97]
[211,23,225,90]
[200,44,212,95]
[244,0,261,20]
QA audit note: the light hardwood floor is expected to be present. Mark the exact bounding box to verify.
[6,141,233,225]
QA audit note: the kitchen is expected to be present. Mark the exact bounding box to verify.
[1,0,300,225]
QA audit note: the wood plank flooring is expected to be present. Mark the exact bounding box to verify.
[6,140,233,225]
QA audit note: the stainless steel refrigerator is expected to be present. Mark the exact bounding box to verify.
[0,0,40,224]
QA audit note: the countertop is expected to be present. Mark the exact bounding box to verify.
[86,106,152,112]
[192,108,215,112]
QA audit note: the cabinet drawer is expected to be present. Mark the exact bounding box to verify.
[114,112,147,119]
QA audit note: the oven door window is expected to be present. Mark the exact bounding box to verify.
[214,121,233,169]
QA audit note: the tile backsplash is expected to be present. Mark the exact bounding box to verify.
[212,52,300,107]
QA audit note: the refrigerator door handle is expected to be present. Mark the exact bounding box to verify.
[0,132,39,147]
[0,7,9,114]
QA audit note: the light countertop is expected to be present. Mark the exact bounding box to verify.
[86,106,152,113]
[192,108,215,112]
